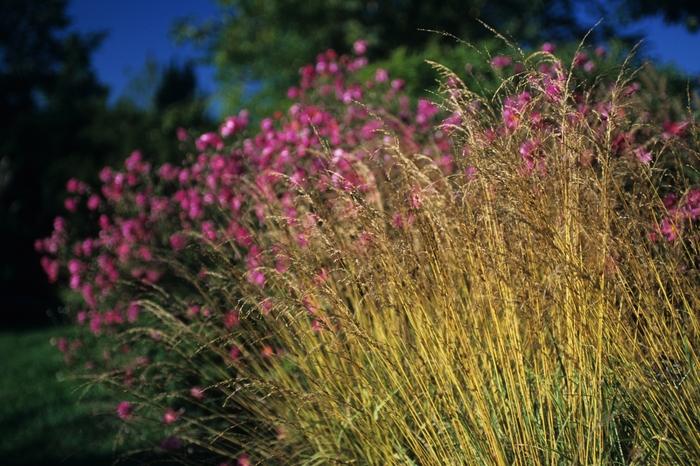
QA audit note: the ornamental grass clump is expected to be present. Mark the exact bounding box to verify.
[39,41,699,464]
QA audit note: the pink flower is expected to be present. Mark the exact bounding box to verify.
[519,138,539,159]
[409,188,422,210]
[201,221,217,241]
[64,197,78,212]
[683,188,700,220]
[220,111,248,137]
[287,86,300,99]
[416,98,439,125]
[229,345,241,361]
[353,39,367,55]
[66,178,81,193]
[89,313,102,335]
[190,386,205,400]
[634,147,652,164]
[247,270,265,287]
[663,193,678,210]
[391,79,405,91]
[54,337,69,353]
[116,401,133,420]
[660,217,678,241]
[541,42,556,53]
[490,55,512,70]
[169,233,186,251]
[573,52,589,68]
[195,132,224,152]
[375,68,389,83]
[163,408,180,424]
[126,302,139,323]
[86,194,101,210]
[662,120,689,139]
[223,310,239,330]
[40,257,59,283]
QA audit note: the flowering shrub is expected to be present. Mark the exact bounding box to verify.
[39,41,699,464]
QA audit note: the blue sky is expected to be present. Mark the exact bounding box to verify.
[69,0,700,111]
[624,18,700,75]
[68,0,219,101]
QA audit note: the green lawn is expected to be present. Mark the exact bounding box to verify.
[0,326,160,465]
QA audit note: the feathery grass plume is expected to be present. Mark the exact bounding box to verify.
[200,58,699,464]
[40,40,699,464]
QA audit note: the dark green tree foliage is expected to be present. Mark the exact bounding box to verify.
[0,0,109,324]
[155,61,197,110]
[177,0,595,114]
[611,0,700,32]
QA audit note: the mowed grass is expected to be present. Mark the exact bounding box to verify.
[0,326,165,466]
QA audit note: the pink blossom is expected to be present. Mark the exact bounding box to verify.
[541,42,556,53]
[169,233,186,251]
[189,386,205,400]
[287,86,300,99]
[353,39,367,55]
[86,194,101,210]
[684,189,700,220]
[375,68,389,83]
[490,55,512,69]
[416,99,439,125]
[126,302,139,323]
[162,408,180,424]
[223,310,239,330]
[662,120,689,139]
[40,257,59,283]
[391,79,405,91]
[116,401,134,420]
[195,132,224,151]
[634,147,652,164]
[660,217,678,241]
[89,313,102,335]
[573,52,589,68]
[64,197,78,212]
[201,221,217,241]
[663,193,678,210]
[66,178,81,193]
[247,269,265,287]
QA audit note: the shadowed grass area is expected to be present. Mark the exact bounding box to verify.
[0,326,176,466]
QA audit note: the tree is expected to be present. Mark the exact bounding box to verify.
[176,0,596,115]
[0,0,111,324]
[0,0,212,326]
[611,0,700,32]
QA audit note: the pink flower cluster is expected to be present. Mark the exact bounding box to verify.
[651,190,700,242]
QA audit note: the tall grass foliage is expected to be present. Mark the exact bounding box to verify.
[39,41,699,464]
